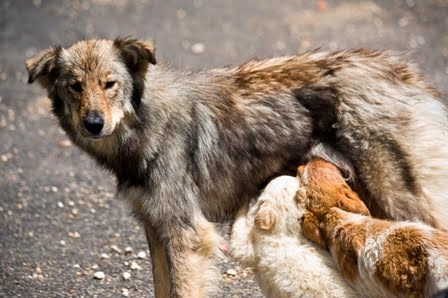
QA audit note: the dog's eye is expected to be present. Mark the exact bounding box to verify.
[105,81,116,89]
[69,82,83,93]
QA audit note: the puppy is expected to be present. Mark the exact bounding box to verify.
[299,159,448,297]
[230,176,358,298]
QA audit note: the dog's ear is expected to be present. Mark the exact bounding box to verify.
[25,46,61,88]
[297,165,306,178]
[114,37,156,75]
[337,185,371,216]
[254,201,277,230]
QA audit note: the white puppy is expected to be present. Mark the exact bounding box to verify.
[229,176,358,298]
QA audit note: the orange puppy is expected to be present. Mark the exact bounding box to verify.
[298,159,448,297]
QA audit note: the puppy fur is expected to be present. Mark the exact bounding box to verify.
[230,176,358,298]
[299,159,448,297]
[25,38,448,297]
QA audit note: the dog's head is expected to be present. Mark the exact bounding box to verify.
[25,37,156,140]
[252,176,303,235]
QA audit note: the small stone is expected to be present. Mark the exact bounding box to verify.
[191,43,205,54]
[122,272,131,280]
[69,231,80,238]
[60,240,66,246]
[226,268,237,276]
[73,264,80,269]
[90,208,96,214]
[68,200,75,207]
[71,208,79,216]
[101,253,110,259]
[121,288,129,297]
[124,246,133,254]
[91,264,99,270]
[130,261,142,270]
[57,201,64,208]
[51,186,58,192]
[35,267,42,274]
[110,245,122,254]
[58,139,72,148]
[93,271,105,280]
[136,251,146,259]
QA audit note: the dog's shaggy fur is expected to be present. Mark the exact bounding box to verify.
[26,37,448,297]
[299,159,448,297]
[230,176,358,298]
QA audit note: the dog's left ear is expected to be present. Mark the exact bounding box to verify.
[254,201,277,230]
[114,37,156,75]
[25,46,61,88]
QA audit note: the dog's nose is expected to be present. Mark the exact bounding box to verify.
[83,111,104,135]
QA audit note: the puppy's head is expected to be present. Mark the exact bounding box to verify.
[25,37,156,140]
[297,159,370,217]
[253,176,302,235]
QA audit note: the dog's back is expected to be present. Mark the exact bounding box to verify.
[230,176,358,298]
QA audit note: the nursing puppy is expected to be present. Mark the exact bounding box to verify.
[299,159,448,297]
[26,37,448,297]
[230,176,358,298]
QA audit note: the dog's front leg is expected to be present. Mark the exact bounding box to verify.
[144,223,170,298]
[162,218,221,298]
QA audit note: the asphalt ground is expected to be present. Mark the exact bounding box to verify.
[1,0,447,297]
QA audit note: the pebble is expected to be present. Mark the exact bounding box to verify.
[136,251,146,259]
[73,264,80,269]
[124,246,133,254]
[58,139,72,148]
[60,240,66,246]
[71,208,79,216]
[130,261,142,270]
[101,253,110,259]
[110,245,122,254]
[68,231,80,238]
[191,43,205,54]
[93,271,105,280]
[57,201,64,208]
[91,264,99,270]
[121,288,129,297]
[122,271,131,280]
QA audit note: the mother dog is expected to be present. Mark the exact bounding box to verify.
[26,37,448,297]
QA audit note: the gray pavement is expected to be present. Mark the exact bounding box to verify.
[1,0,447,297]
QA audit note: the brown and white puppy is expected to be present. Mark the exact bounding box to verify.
[299,159,448,297]
[230,176,358,298]
[26,38,448,297]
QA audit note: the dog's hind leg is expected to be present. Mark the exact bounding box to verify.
[145,224,170,298]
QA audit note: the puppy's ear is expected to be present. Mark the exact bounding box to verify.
[336,185,370,216]
[114,37,156,75]
[301,212,326,248]
[25,46,61,88]
[297,165,306,178]
[254,201,277,230]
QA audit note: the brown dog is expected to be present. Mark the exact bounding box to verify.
[299,159,448,297]
[26,38,448,297]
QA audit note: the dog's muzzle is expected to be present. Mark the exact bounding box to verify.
[83,110,104,136]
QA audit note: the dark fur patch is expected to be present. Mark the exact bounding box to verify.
[293,87,339,143]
